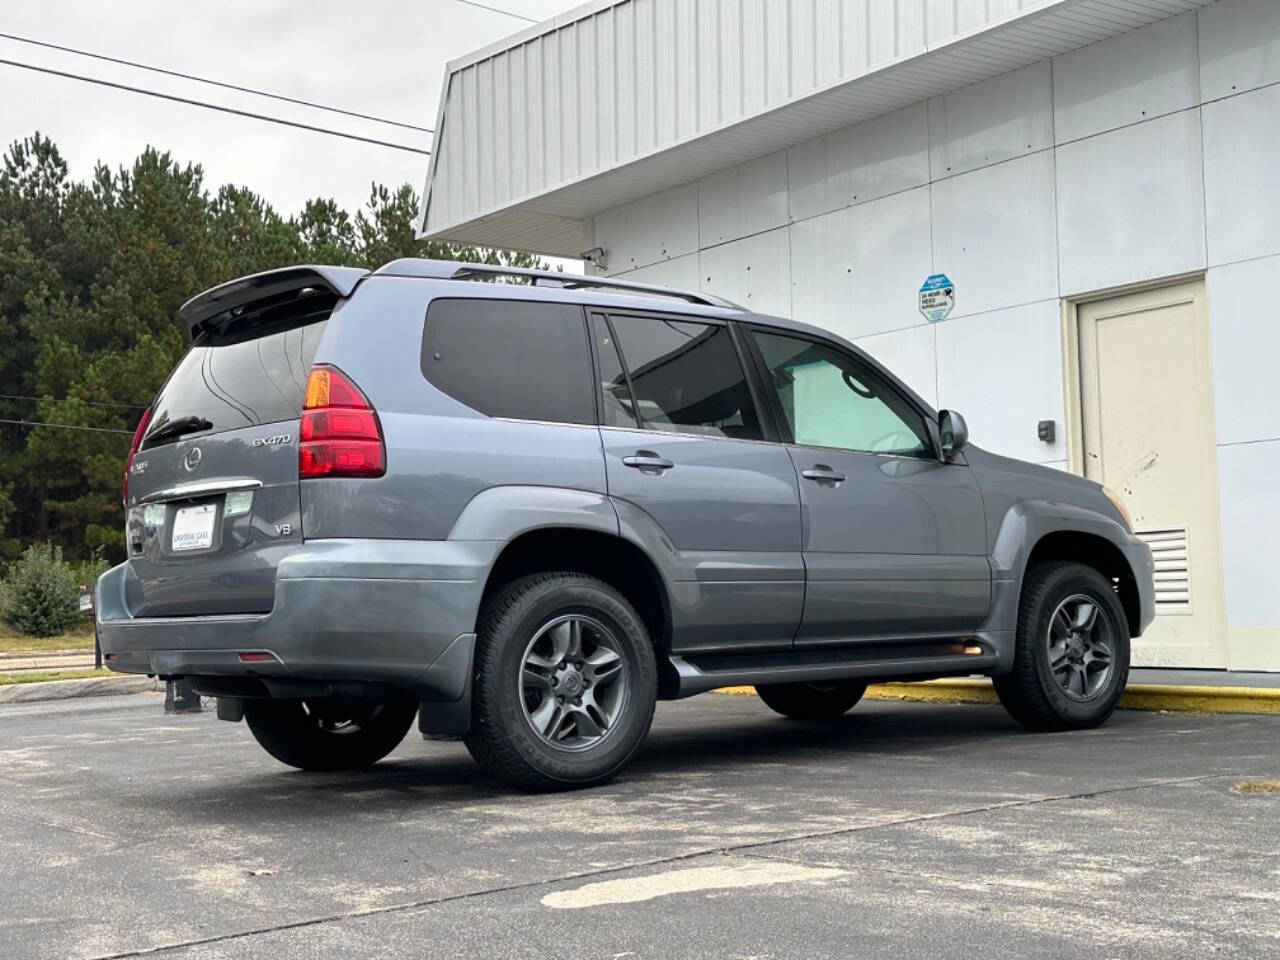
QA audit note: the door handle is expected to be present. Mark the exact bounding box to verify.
[622,451,675,471]
[801,465,845,483]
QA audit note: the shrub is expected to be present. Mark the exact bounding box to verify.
[3,543,81,637]
[70,549,111,593]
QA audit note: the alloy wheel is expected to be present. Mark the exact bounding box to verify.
[519,614,628,750]
[1046,593,1115,701]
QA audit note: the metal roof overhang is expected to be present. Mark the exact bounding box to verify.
[420,0,1214,257]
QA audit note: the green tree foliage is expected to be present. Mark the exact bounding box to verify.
[3,542,81,636]
[0,133,545,563]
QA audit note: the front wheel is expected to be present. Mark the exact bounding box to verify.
[244,697,418,771]
[994,561,1131,731]
[755,679,867,721]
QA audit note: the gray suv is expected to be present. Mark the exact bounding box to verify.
[97,259,1155,789]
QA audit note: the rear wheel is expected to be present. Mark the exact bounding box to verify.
[994,561,1131,731]
[464,573,657,791]
[244,696,417,771]
[755,679,867,721]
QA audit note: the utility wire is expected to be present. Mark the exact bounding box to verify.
[0,58,431,155]
[0,32,434,135]
[455,0,539,23]
[0,417,133,435]
[0,393,148,411]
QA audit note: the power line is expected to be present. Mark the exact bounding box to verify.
[455,0,539,23]
[0,417,133,435]
[0,32,434,135]
[0,393,148,411]
[0,57,431,155]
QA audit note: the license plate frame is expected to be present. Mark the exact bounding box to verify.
[171,502,218,552]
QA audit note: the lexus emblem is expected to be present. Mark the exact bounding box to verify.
[184,447,203,472]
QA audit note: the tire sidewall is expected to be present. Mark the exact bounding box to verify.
[1027,567,1131,725]
[483,579,657,785]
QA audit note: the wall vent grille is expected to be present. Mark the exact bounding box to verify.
[1136,528,1190,612]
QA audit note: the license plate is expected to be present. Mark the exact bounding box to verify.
[171,502,217,552]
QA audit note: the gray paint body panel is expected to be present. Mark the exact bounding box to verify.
[601,426,804,653]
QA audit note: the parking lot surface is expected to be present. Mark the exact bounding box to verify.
[2,692,1277,959]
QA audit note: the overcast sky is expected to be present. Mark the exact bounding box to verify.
[0,0,569,220]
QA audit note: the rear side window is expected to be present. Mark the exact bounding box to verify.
[421,299,593,424]
[607,314,762,441]
[145,318,327,449]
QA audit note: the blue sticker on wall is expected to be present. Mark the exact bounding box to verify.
[919,274,955,323]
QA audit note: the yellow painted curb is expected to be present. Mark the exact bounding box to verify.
[715,679,1280,715]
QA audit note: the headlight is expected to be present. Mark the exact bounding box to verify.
[1102,486,1132,532]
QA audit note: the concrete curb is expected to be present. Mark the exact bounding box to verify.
[716,679,1280,715]
[0,653,97,672]
[0,675,160,704]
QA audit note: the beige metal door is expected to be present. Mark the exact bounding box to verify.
[1076,280,1227,668]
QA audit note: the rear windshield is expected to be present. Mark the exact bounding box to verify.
[144,317,327,449]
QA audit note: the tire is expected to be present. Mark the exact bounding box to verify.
[464,573,657,791]
[754,680,868,721]
[244,696,417,771]
[994,560,1131,731]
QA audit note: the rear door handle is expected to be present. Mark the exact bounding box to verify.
[801,465,846,483]
[622,451,675,471]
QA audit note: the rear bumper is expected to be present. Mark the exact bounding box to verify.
[95,538,501,700]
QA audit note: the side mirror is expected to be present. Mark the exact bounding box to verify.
[939,409,968,458]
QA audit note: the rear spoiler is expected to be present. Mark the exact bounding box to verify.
[177,265,368,343]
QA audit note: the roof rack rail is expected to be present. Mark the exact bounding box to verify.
[372,258,742,310]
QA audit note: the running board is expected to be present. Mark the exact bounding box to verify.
[670,641,996,698]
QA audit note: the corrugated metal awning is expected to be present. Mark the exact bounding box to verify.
[420,0,1215,256]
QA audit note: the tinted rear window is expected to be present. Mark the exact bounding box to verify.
[421,299,593,424]
[144,319,326,449]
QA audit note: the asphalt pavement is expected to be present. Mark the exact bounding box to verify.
[1,692,1277,959]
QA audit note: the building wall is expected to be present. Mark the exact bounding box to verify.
[593,0,1280,669]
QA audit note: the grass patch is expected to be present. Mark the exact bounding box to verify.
[0,618,96,655]
[1233,779,1280,796]
[0,668,113,685]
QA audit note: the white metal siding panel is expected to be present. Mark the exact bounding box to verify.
[1206,255,1280,448]
[1199,0,1280,101]
[697,151,789,246]
[699,227,793,315]
[1202,82,1280,268]
[930,149,1059,316]
[422,0,1219,251]
[1052,12,1200,144]
[927,60,1053,180]
[1056,109,1206,295]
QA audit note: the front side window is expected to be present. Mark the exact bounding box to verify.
[421,299,593,424]
[751,329,932,458]
[608,314,762,441]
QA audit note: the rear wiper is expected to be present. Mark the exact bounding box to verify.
[145,415,213,445]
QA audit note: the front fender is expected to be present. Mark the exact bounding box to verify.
[979,500,1149,671]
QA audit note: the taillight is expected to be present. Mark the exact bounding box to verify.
[122,406,153,506]
[298,366,385,479]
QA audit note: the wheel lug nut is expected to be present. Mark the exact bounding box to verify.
[573,697,581,706]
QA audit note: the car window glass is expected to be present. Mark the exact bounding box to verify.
[609,315,762,441]
[591,314,638,428]
[145,318,327,448]
[421,299,593,424]
[752,330,931,457]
